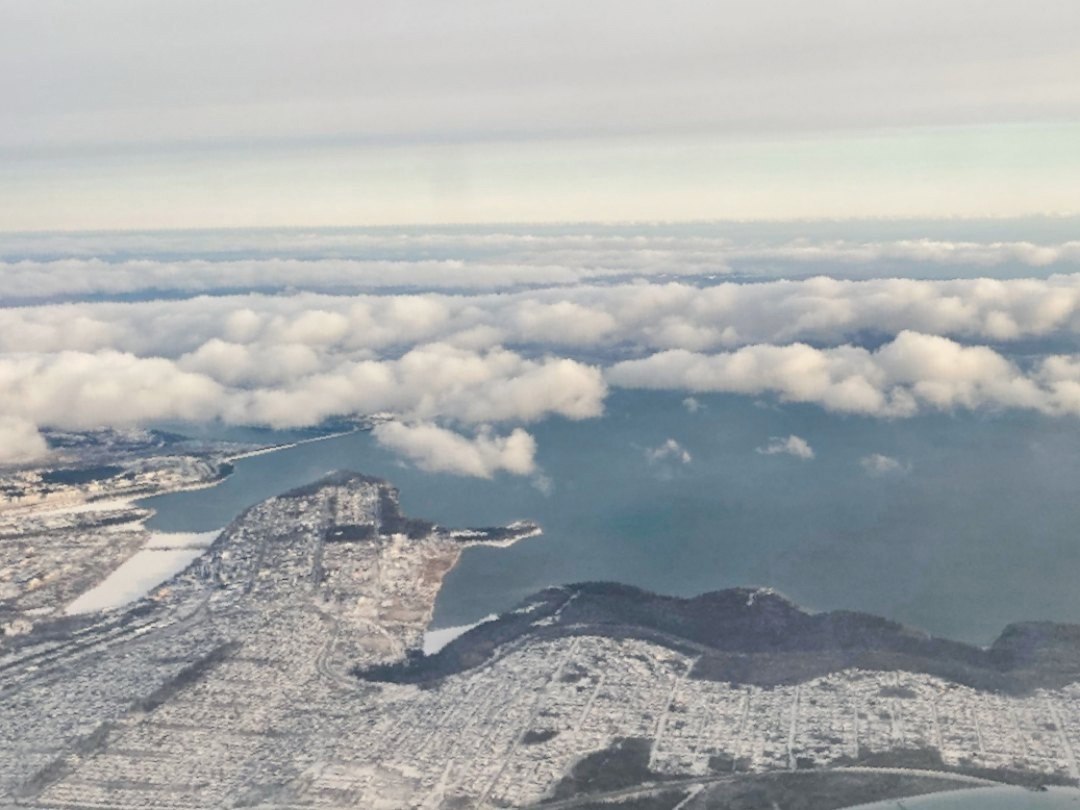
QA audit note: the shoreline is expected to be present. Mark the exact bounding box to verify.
[220,426,362,462]
[1,423,368,517]
[32,453,542,644]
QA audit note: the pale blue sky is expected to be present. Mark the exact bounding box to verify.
[2,0,1079,229]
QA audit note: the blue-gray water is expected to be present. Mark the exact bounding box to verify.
[141,390,1080,644]
[854,786,1080,808]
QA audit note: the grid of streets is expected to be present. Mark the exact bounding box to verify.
[2,472,1080,808]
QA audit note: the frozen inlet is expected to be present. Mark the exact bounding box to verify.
[65,530,220,615]
[422,615,498,655]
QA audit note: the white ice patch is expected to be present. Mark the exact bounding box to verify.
[143,530,221,550]
[65,530,220,615]
[422,614,498,655]
[38,497,134,516]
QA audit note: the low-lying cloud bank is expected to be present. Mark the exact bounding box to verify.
[0,343,607,470]
[608,331,1080,417]
[8,234,1080,472]
[0,344,606,433]
[4,237,1080,302]
[7,327,1080,470]
[4,232,1080,295]
[5,275,1080,362]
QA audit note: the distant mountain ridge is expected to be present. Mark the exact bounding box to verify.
[360,581,1080,694]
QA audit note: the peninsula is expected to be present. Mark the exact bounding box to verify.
[2,469,1079,809]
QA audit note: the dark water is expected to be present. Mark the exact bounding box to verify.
[140,390,1080,644]
[856,786,1080,808]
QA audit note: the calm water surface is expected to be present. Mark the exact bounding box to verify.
[852,786,1080,808]
[140,390,1080,643]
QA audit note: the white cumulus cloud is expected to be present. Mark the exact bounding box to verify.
[0,417,50,465]
[607,331,1080,418]
[859,453,911,477]
[757,435,815,460]
[645,438,692,465]
[372,422,537,478]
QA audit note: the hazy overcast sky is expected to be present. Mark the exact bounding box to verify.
[3,0,1079,229]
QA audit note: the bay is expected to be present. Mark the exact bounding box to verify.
[140,389,1080,644]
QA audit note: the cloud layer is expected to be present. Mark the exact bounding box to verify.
[7,273,1080,362]
[6,2,1078,156]
[5,235,1080,302]
[7,229,1080,471]
[0,345,606,433]
[608,331,1080,417]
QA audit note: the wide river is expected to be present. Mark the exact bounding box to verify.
[141,390,1080,645]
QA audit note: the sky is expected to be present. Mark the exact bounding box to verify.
[4,3,1080,475]
[2,0,1080,229]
